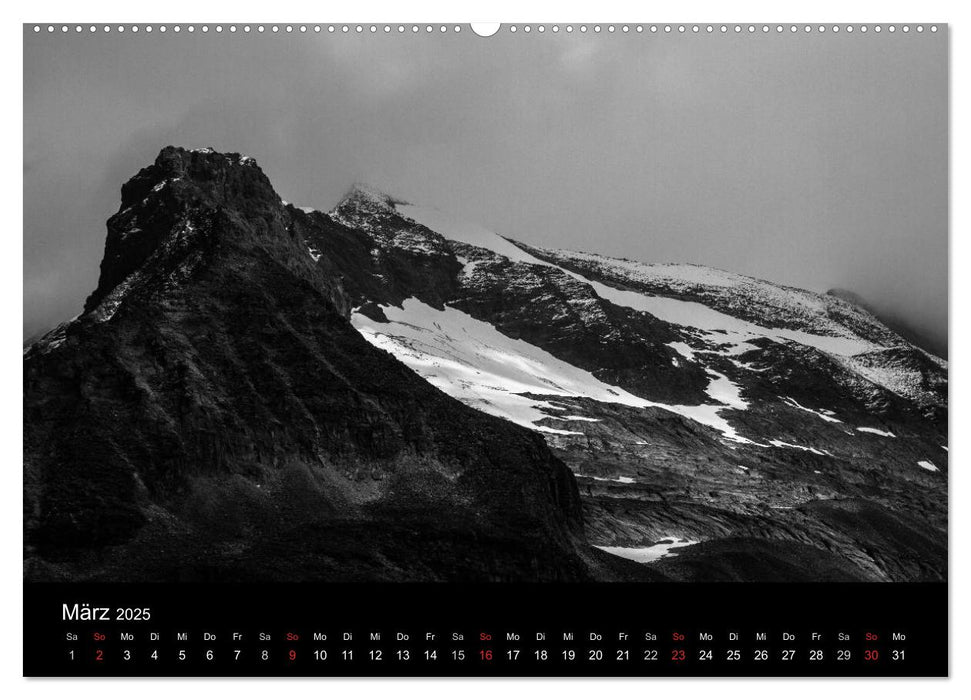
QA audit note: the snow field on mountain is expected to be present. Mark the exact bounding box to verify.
[582,277,875,357]
[397,202,876,356]
[526,249,949,411]
[352,299,647,435]
[371,203,871,445]
[351,299,757,442]
[392,204,852,444]
[396,204,540,265]
[370,198,945,450]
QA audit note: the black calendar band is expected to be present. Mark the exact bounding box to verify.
[24,582,947,677]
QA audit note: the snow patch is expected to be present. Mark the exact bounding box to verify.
[576,474,635,484]
[547,415,602,423]
[667,341,696,359]
[857,426,896,438]
[706,370,747,410]
[768,439,833,457]
[596,538,699,564]
[781,396,842,423]
[917,460,939,472]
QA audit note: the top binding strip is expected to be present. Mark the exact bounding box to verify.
[29,23,944,35]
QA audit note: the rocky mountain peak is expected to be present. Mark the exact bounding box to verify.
[26,147,601,583]
[83,146,292,316]
[119,146,272,210]
[329,182,410,230]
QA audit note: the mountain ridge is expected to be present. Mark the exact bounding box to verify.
[25,147,947,582]
[313,175,947,581]
[827,286,948,360]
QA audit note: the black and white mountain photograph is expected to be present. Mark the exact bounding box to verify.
[23,25,947,584]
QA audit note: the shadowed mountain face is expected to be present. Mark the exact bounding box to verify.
[24,148,947,583]
[24,147,627,583]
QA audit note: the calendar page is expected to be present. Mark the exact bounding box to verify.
[22,21,948,678]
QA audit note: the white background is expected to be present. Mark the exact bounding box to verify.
[2,0,966,698]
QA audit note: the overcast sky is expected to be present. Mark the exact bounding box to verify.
[24,26,948,353]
